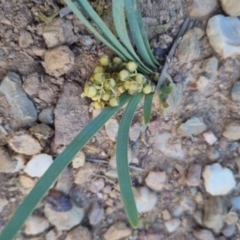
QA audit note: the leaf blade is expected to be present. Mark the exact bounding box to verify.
[0,93,132,240]
[143,93,154,125]
[116,93,142,228]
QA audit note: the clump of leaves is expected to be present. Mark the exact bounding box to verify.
[0,0,171,239]
[83,55,155,110]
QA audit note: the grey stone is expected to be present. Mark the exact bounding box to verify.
[164,219,181,233]
[220,0,240,17]
[207,15,240,59]
[203,197,227,233]
[178,117,207,136]
[43,46,74,77]
[185,164,202,187]
[177,27,204,64]
[180,197,196,213]
[202,56,219,73]
[55,168,73,194]
[66,226,92,240]
[222,224,236,238]
[38,106,54,125]
[0,72,37,128]
[42,18,76,48]
[23,73,40,97]
[231,81,240,102]
[19,30,34,48]
[51,81,89,153]
[223,120,240,140]
[0,147,18,173]
[193,229,215,240]
[188,0,217,18]
[230,196,240,210]
[88,201,104,226]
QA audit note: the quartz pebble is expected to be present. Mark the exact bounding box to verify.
[134,187,157,213]
[66,226,92,240]
[24,154,53,178]
[222,224,236,238]
[103,221,131,240]
[88,201,104,226]
[223,121,240,140]
[203,163,236,195]
[193,229,215,240]
[225,212,238,225]
[145,171,166,191]
[207,15,240,59]
[164,219,181,233]
[188,0,217,18]
[203,130,218,145]
[220,0,240,17]
[24,215,49,235]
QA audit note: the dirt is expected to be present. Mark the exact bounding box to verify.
[0,0,240,239]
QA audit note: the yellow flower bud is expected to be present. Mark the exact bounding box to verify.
[109,97,119,107]
[94,66,104,73]
[119,70,130,81]
[93,73,104,84]
[101,92,111,101]
[100,55,110,66]
[94,101,105,109]
[143,84,152,94]
[126,61,138,72]
[113,57,122,65]
[135,73,146,84]
[86,85,97,98]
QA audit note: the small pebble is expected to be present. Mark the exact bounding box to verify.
[88,201,104,226]
[203,130,218,145]
[145,171,166,191]
[72,151,86,169]
[24,215,49,235]
[89,178,105,193]
[164,218,181,233]
[222,224,236,238]
[185,164,202,187]
[193,229,215,240]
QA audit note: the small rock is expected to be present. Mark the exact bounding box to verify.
[193,210,203,225]
[188,0,217,18]
[0,125,8,145]
[223,120,240,140]
[203,197,227,233]
[193,229,215,240]
[207,147,221,161]
[225,212,238,225]
[42,18,76,48]
[55,168,73,194]
[24,154,53,178]
[72,151,86,169]
[0,198,8,213]
[0,72,37,128]
[105,170,118,179]
[0,147,18,173]
[51,81,89,153]
[129,122,141,142]
[38,106,54,125]
[74,162,95,185]
[23,73,40,97]
[38,81,55,104]
[66,226,92,240]
[29,123,52,140]
[185,164,202,187]
[156,132,186,160]
[203,163,236,195]
[89,178,105,193]
[230,196,240,210]
[177,28,204,64]
[220,0,240,17]
[203,130,218,145]
[103,221,131,240]
[202,56,219,74]
[43,46,74,77]
[161,209,171,220]
[197,76,209,92]
[231,81,240,102]
[8,132,43,155]
[19,174,35,194]
[46,229,63,240]
[164,218,181,233]
[31,46,46,57]
[24,215,49,235]
[222,224,236,238]
[105,119,119,142]
[134,186,157,213]
[207,15,240,59]
[145,171,166,191]
[178,117,207,136]
[19,30,34,48]
[44,191,84,231]
[88,201,104,226]
[180,197,196,213]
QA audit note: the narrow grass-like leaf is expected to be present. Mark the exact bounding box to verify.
[116,93,142,228]
[135,0,159,66]
[124,0,157,68]
[0,93,132,240]
[143,93,154,125]
[160,85,173,95]
[112,0,152,74]
[76,0,137,62]
[64,0,127,60]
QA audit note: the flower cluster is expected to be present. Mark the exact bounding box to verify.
[81,55,155,110]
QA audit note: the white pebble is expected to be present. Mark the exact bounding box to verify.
[25,215,49,235]
[164,218,181,233]
[24,154,53,178]
[203,163,236,195]
[203,130,218,145]
[145,171,166,191]
[72,151,85,169]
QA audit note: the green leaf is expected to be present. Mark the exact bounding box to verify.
[64,0,127,60]
[76,0,136,62]
[116,93,142,228]
[143,93,154,125]
[135,0,159,66]
[124,0,158,68]
[160,85,173,95]
[112,0,152,74]
[0,93,132,240]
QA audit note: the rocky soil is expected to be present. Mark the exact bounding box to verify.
[0,0,240,239]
